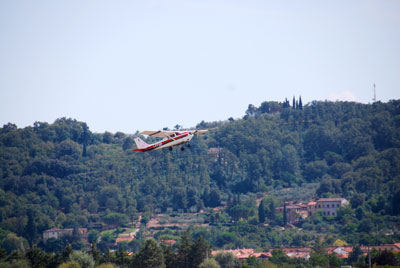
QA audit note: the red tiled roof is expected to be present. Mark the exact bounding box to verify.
[317,198,346,202]
[211,249,270,260]
[115,236,134,245]
[281,247,311,253]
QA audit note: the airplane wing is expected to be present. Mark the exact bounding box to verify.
[193,130,208,135]
[140,129,208,138]
[140,130,179,138]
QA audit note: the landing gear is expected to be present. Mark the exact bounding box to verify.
[187,144,191,148]
[169,147,173,151]
[180,146,185,151]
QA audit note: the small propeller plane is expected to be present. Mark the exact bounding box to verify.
[133,129,208,152]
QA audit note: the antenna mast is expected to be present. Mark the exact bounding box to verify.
[373,83,376,102]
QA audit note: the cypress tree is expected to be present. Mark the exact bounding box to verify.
[258,199,266,224]
[283,202,287,226]
[81,123,89,157]
[25,209,37,247]
[299,96,303,110]
[269,201,275,221]
[292,96,295,109]
[89,242,101,265]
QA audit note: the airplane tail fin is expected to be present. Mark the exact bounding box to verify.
[134,137,149,150]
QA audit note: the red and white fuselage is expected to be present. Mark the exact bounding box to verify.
[133,130,207,152]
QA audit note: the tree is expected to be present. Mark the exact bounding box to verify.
[161,243,177,268]
[89,243,100,265]
[134,239,165,268]
[228,204,251,221]
[115,247,129,267]
[58,262,81,268]
[246,104,258,117]
[372,250,398,266]
[328,253,344,268]
[88,231,98,244]
[215,232,238,248]
[24,208,37,247]
[348,245,363,265]
[102,132,114,143]
[309,252,327,268]
[199,258,221,268]
[269,249,289,265]
[206,188,222,207]
[100,249,114,265]
[62,244,73,262]
[268,202,276,222]
[72,226,81,243]
[1,233,28,253]
[25,246,47,268]
[176,231,193,268]
[80,123,90,157]
[69,251,94,268]
[258,199,266,224]
[189,236,210,268]
[122,137,134,151]
[299,96,303,110]
[96,264,117,268]
[214,252,240,268]
[283,202,287,226]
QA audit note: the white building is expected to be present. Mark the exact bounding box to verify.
[43,227,88,243]
[316,198,349,217]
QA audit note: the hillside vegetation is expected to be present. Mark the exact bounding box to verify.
[1,99,400,252]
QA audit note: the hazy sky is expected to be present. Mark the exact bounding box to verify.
[1,0,399,133]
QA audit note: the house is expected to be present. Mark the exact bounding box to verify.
[281,247,311,259]
[211,249,272,260]
[325,246,353,259]
[43,227,88,243]
[307,201,317,216]
[211,244,400,261]
[275,203,308,224]
[43,228,65,243]
[361,243,400,253]
[275,198,349,223]
[315,198,349,217]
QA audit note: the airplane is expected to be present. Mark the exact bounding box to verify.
[133,129,208,152]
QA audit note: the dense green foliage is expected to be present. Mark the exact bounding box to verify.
[0,236,398,268]
[1,100,400,258]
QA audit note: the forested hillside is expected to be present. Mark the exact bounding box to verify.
[1,100,400,252]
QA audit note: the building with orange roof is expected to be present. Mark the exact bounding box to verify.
[211,244,400,261]
[211,249,271,260]
[361,244,400,253]
[315,198,349,217]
